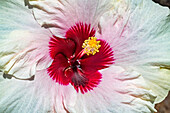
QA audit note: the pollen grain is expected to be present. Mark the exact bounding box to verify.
[82,37,101,55]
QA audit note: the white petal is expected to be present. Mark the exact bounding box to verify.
[0,70,76,113]
[0,0,52,78]
[0,66,157,113]
[98,0,170,103]
[64,66,157,113]
[28,0,114,37]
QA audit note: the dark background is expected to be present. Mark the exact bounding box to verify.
[156,93,170,113]
[153,0,170,8]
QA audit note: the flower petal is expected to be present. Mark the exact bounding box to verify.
[0,66,157,113]
[65,23,95,56]
[0,69,76,113]
[49,35,75,59]
[0,0,52,78]
[70,70,102,94]
[64,66,157,113]
[80,39,114,74]
[48,54,70,85]
[98,0,170,103]
[28,0,114,37]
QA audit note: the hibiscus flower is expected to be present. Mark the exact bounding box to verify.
[0,0,170,112]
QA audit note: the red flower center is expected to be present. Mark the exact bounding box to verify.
[48,23,114,94]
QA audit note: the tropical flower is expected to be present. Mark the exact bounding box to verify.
[0,0,170,113]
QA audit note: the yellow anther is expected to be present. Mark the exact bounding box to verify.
[82,37,101,55]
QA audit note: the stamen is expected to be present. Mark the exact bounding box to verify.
[82,37,101,55]
[2,71,35,81]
